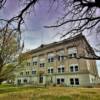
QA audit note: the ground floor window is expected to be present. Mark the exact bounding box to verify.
[24,79,27,83]
[57,78,65,84]
[17,79,21,85]
[75,78,79,85]
[57,79,60,84]
[70,78,79,85]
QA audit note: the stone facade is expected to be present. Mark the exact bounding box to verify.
[15,34,99,86]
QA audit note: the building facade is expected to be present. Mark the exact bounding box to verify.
[15,34,99,86]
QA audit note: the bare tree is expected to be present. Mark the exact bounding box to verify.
[45,0,100,37]
[0,0,100,66]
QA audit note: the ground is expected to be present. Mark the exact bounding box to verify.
[0,84,100,100]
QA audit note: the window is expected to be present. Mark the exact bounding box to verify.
[27,62,30,66]
[33,62,37,66]
[51,69,53,73]
[48,68,53,74]
[62,67,65,72]
[75,78,79,85]
[24,79,27,83]
[48,57,54,62]
[57,78,60,84]
[57,78,65,84]
[58,56,64,61]
[58,68,61,73]
[75,66,78,71]
[70,78,79,85]
[40,63,45,67]
[68,47,77,58]
[17,80,21,84]
[70,66,74,72]
[61,78,64,83]
[48,69,50,73]
[58,67,65,73]
[70,78,74,85]
[39,75,43,83]
[32,71,36,75]
[20,72,23,76]
[26,71,29,75]
[70,65,79,72]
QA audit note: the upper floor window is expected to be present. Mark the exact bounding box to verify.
[70,64,79,72]
[58,65,65,73]
[48,68,54,74]
[48,57,54,62]
[58,56,64,61]
[20,72,23,76]
[26,71,29,75]
[68,47,77,58]
[27,62,30,66]
[40,63,45,67]
[33,62,37,66]
[57,50,64,61]
[32,71,36,75]
[48,53,55,63]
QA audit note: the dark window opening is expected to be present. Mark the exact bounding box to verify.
[40,63,45,67]
[27,62,30,66]
[48,58,54,62]
[18,80,21,85]
[70,66,74,72]
[51,58,54,62]
[70,78,74,85]
[58,68,61,73]
[48,69,50,73]
[24,79,27,83]
[32,71,36,74]
[75,78,79,85]
[51,69,53,73]
[61,78,64,83]
[57,79,60,84]
[26,71,29,75]
[75,66,78,71]
[62,67,65,72]
[48,58,50,62]
[39,75,43,83]
[73,53,77,57]
[33,62,37,65]
[20,72,23,76]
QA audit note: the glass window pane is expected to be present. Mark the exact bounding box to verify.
[70,78,74,85]
[75,78,79,85]
[70,66,74,72]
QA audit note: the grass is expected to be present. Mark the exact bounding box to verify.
[0,85,100,100]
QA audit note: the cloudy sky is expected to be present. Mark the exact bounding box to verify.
[0,0,100,75]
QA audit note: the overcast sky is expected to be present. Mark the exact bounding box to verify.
[0,0,100,75]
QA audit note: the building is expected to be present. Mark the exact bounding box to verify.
[15,34,99,87]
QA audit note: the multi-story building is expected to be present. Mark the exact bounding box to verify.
[15,34,99,86]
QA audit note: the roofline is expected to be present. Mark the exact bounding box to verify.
[22,34,95,55]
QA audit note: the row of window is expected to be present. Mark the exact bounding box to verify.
[27,53,77,66]
[20,66,79,76]
[27,56,64,66]
[20,71,36,76]
[17,78,79,85]
[57,78,79,85]
[48,66,78,74]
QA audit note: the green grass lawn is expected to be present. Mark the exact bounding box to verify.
[0,85,100,100]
